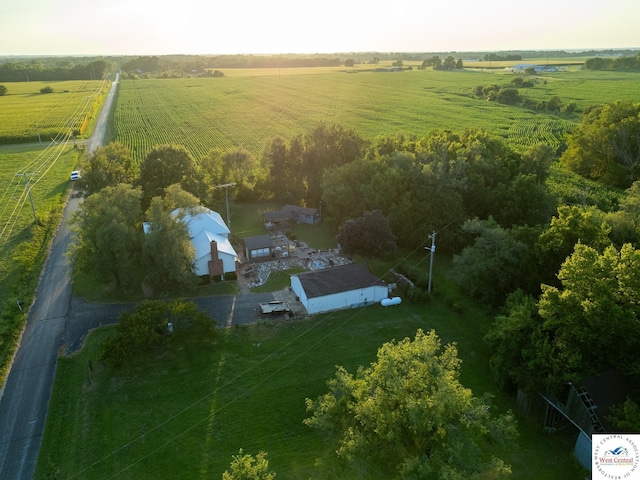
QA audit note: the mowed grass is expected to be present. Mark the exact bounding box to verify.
[36,284,587,480]
[0,80,109,143]
[112,67,640,163]
[0,144,81,382]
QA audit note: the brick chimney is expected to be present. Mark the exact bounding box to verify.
[208,240,224,279]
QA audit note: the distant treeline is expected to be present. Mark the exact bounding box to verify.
[584,54,640,70]
[0,60,111,82]
[120,55,346,73]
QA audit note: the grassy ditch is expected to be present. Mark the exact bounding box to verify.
[0,144,80,385]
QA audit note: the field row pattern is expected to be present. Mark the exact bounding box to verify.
[112,70,639,163]
[113,73,535,163]
[507,118,576,151]
[0,80,108,143]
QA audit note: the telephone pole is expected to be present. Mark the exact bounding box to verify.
[214,182,236,226]
[34,121,41,143]
[16,173,38,224]
[426,231,436,294]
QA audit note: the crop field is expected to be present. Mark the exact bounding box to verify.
[112,67,640,163]
[0,80,109,144]
[507,117,576,150]
[110,70,536,162]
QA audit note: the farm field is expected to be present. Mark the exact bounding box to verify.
[112,67,640,163]
[36,281,587,480]
[0,79,109,144]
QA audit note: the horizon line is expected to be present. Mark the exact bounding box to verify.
[1,47,639,58]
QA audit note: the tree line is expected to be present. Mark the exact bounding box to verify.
[472,78,578,113]
[0,59,111,82]
[584,53,640,70]
[119,54,345,75]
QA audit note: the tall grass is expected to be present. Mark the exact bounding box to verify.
[0,144,80,384]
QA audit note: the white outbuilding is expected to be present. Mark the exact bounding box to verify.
[291,263,388,315]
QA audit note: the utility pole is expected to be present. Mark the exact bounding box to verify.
[16,173,38,224]
[213,182,236,226]
[34,121,41,143]
[426,231,436,294]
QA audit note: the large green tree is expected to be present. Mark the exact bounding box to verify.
[222,449,276,480]
[336,210,397,258]
[142,190,198,292]
[487,243,640,394]
[535,205,612,287]
[77,142,137,197]
[262,135,306,203]
[322,151,465,251]
[416,130,555,227]
[137,144,200,208]
[452,218,535,306]
[538,243,640,384]
[221,147,260,201]
[69,183,144,291]
[560,101,640,188]
[101,299,216,368]
[301,123,367,204]
[305,329,517,479]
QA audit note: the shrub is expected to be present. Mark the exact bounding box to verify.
[100,299,215,368]
[40,86,53,94]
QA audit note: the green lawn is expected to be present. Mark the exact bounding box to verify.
[36,270,588,480]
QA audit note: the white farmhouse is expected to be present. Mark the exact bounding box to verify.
[172,207,238,279]
[291,263,388,315]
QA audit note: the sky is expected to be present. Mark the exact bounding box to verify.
[1,0,639,56]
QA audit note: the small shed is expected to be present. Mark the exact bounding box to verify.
[291,263,388,315]
[282,204,320,224]
[264,204,320,227]
[244,234,274,261]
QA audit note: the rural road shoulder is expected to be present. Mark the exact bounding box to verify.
[0,74,118,479]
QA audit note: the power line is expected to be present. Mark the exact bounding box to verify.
[14,173,37,224]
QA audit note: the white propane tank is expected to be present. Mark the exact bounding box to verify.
[381,297,402,307]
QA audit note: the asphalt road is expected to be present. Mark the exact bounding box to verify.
[0,195,77,479]
[0,75,118,479]
[0,72,279,479]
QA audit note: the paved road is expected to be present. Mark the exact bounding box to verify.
[0,196,77,478]
[0,72,279,479]
[0,75,119,479]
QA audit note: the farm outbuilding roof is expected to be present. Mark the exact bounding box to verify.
[294,263,385,298]
[243,234,274,251]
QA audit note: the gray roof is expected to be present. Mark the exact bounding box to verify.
[264,204,318,222]
[244,234,273,250]
[295,263,385,298]
[282,204,318,216]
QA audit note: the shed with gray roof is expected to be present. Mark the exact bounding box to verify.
[291,263,388,314]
